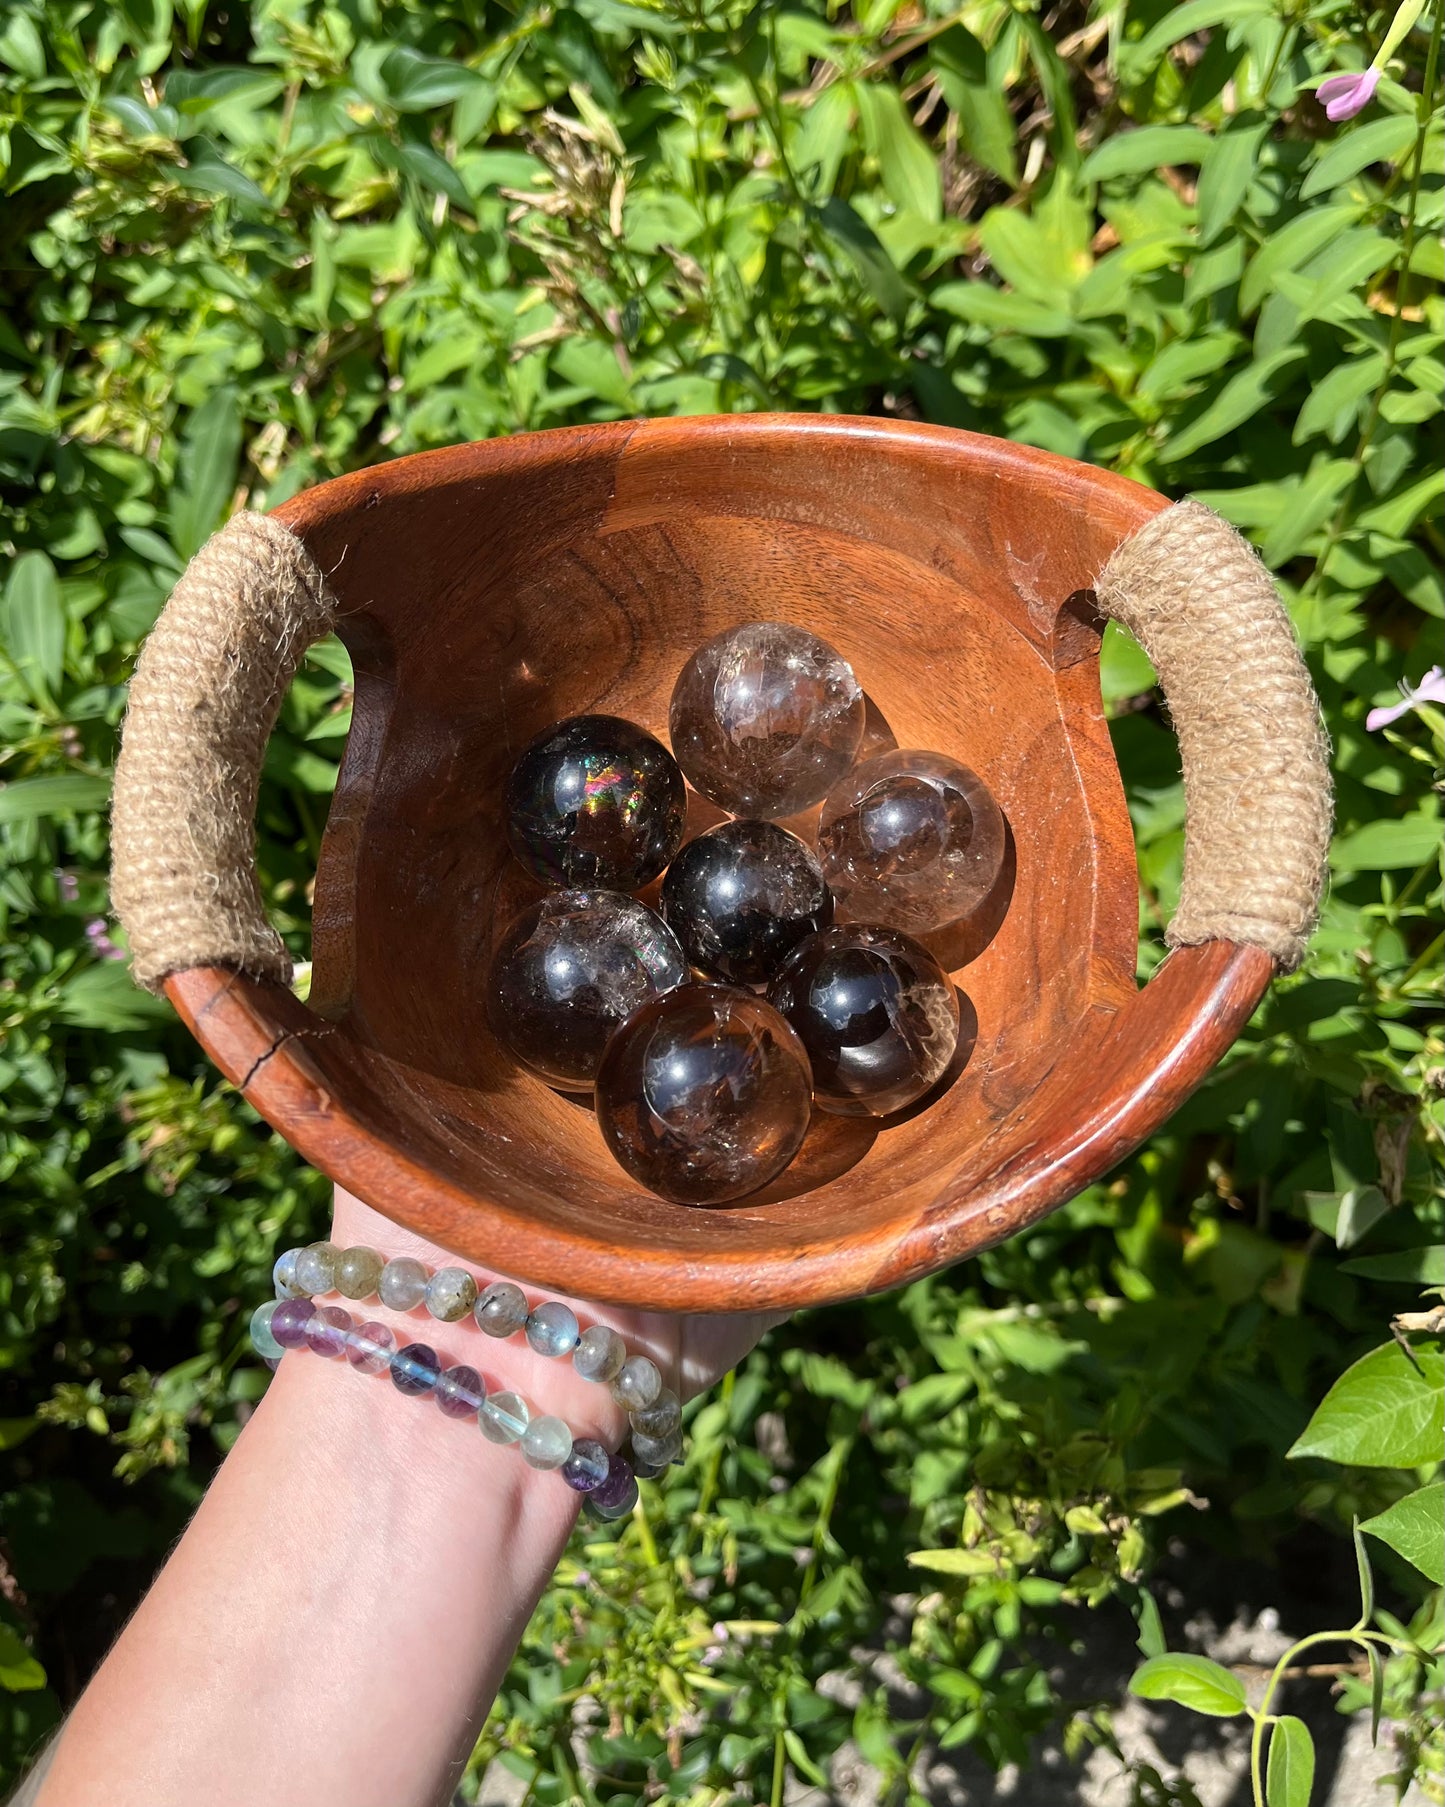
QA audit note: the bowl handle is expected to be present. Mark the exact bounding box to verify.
[1096,500,1332,972]
[111,512,338,992]
[110,497,1332,991]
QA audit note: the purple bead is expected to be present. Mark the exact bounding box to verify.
[390,1342,441,1396]
[271,1297,316,1350]
[435,1363,486,1419]
[588,1451,635,1512]
[346,1321,395,1376]
[305,1304,354,1358]
[561,1437,611,1493]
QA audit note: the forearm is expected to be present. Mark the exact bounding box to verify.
[39,1267,613,1807]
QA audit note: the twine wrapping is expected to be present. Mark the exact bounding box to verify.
[1097,500,1332,971]
[111,512,338,992]
[109,494,1332,995]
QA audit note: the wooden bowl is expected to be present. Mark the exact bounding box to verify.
[161,416,1274,1311]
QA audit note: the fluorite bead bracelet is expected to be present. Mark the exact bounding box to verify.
[272,1241,685,1471]
[249,1296,640,1519]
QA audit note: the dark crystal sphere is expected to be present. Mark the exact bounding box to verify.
[595,983,813,1205]
[817,749,1005,935]
[669,622,865,818]
[767,924,959,1118]
[489,890,687,1090]
[660,820,832,985]
[505,714,686,889]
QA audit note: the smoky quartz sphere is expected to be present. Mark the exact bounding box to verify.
[669,622,865,819]
[817,749,1006,936]
[768,924,959,1118]
[490,890,687,1089]
[661,820,832,985]
[505,713,686,890]
[594,983,813,1205]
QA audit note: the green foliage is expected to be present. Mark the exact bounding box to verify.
[2,0,1442,1800]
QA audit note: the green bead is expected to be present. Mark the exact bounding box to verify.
[249,1299,284,1360]
[521,1415,573,1470]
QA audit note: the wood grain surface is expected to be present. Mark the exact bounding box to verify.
[164,416,1276,1312]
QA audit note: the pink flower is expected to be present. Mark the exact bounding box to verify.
[1317,68,1382,121]
[85,917,125,960]
[1366,665,1445,731]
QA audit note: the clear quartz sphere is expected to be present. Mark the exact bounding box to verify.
[768,923,960,1118]
[669,622,865,818]
[489,890,686,1090]
[594,984,813,1205]
[660,820,831,984]
[817,749,1005,936]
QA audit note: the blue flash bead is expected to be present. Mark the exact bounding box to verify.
[526,1301,581,1358]
[390,1342,442,1397]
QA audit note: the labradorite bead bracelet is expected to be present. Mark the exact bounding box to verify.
[266,1240,686,1483]
[250,1294,638,1520]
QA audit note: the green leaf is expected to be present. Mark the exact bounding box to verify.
[169,387,242,561]
[1293,354,1386,445]
[1266,1715,1316,1807]
[933,281,1072,336]
[3,549,65,701]
[1260,459,1355,566]
[1082,127,1213,183]
[931,27,1017,185]
[1361,1483,1445,1584]
[1240,204,1362,316]
[858,84,941,222]
[1129,1654,1248,1717]
[1120,0,1274,77]
[1288,1343,1445,1468]
[1301,115,1418,200]
[0,772,112,823]
[1367,1644,1384,1744]
[54,964,172,1031]
[1330,813,1442,870]
[1160,348,1307,462]
[177,140,272,209]
[906,1547,1000,1577]
[374,136,472,212]
[378,47,488,112]
[0,1624,46,1694]
[1197,115,1268,245]
[1341,1247,1445,1284]
[164,67,285,112]
[1353,1515,1375,1626]
[814,198,910,320]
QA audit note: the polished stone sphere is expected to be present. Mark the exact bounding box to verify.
[817,749,1005,935]
[660,820,832,984]
[594,983,813,1204]
[767,924,959,1117]
[505,713,686,889]
[489,890,687,1089]
[668,622,865,818]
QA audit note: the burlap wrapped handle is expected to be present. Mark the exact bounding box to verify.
[110,499,1332,993]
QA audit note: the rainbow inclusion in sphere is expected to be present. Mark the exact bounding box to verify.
[595,983,813,1205]
[768,924,959,1118]
[669,623,865,819]
[817,749,1005,936]
[505,714,686,890]
[660,820,832,985]
[489,890,687,1089]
